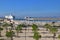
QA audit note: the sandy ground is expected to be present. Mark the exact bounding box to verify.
[1,26,60,40]
[1,20,60,40]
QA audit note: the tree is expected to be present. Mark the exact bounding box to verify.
[33,31,41,40]
[16,27,18,36]
[49,27,58,40]
[6,30,15,40]
[16,24,23,36]
[0,27,3,37]
[32,24,41,40]
[52,22,55,27]
[21,24,26,27]
[3,22,10,32]
[44,24,51,31]
[32,24,38,32]
[0,22,3,37]
[58,35,60,40]
[0,39,4,40]
[17,24,23,32]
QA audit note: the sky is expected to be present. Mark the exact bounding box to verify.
[0,0,60,18]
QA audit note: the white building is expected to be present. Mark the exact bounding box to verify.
[5,14,14,21]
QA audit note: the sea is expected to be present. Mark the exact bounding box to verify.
[1,17,60,22]
[14,18,60,22]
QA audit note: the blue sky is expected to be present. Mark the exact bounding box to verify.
[0,0,60,18]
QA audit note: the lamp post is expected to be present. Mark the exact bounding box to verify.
[25,26,27,40]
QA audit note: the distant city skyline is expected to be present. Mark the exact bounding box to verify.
[0,0,60,18]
